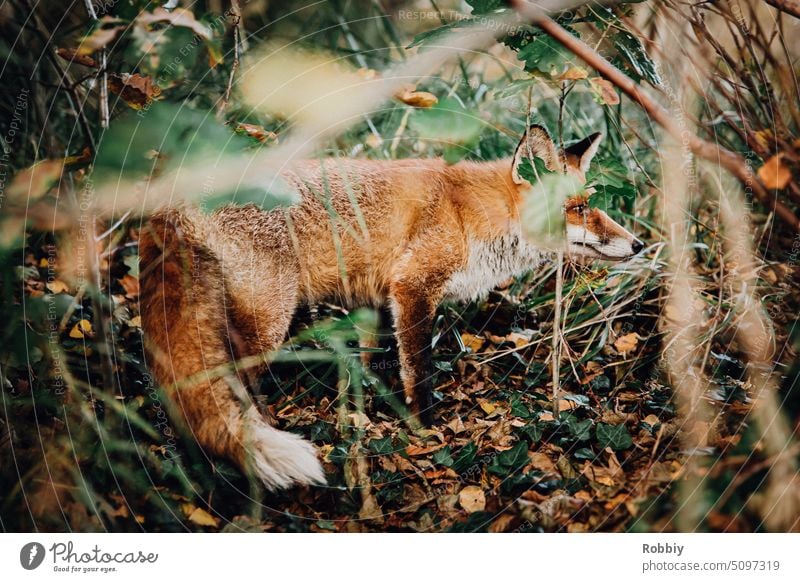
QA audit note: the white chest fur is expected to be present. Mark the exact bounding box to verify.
[444,233,544,301]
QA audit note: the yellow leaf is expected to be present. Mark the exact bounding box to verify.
[69,319,93,339]
[478,399,496,415]
[614,332,640,355]
[46,280,69,294]
[458,486,486,513]
[129,315,142,328]
[461,332,484,353]
[757,154,792,190]
[181,503,219,527]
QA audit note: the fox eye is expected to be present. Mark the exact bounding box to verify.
[572,204,586,215]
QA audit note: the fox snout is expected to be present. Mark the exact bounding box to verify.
[565,205,644,261]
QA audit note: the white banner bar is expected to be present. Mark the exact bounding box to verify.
[1,533,797,581]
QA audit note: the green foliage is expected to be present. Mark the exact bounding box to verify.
[595,423,634,451]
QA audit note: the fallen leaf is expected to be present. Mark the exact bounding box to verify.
[458,486,486,513]
[461,332,484,353]
[488,514,516,532]
[181,503,219,527]
[69,319,93,339]
[108,73,161,110]
[589,77,620,106]
[405,443,446,456]
[478,399,497,415]
[614,332,640,355]
[580,360,604,384]
[129,315,142,328]
[757,154,792,190]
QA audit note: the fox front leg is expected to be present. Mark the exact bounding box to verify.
[390,288,438,426]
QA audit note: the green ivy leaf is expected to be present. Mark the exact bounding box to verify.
[452,442,478,473]
[368,435,394,455]
[596,423,633,450]
[432,446,454,467]
[488,440,529,475]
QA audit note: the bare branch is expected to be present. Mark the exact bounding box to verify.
[764,0,800,20]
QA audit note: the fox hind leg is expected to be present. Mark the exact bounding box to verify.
[139,211,324,490]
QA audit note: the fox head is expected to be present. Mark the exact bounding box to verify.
[511,125,644,261]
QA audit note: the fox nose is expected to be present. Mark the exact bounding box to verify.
[631,239,644,254]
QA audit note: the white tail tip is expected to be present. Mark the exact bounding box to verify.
[244,410,326,490]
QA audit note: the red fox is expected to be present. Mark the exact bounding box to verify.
[138,124,643,490]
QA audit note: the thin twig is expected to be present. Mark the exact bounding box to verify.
[219,0,242,117]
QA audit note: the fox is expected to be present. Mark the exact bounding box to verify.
[137,124,643,490]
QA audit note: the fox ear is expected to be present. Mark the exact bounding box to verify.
[511,125,561,185]
[565,132,603,173]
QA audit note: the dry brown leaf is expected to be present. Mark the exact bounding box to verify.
[405,443,446,456]
[558,398,579,412]
[580,360,604,384]
[458,486,486,513]
[108,73,162,110]
[528,452,558,474]
[589,77,620,106]
[488,514,516,532]
[757,154,792,190]
[614,332,640,355]
[56,47,98,67]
